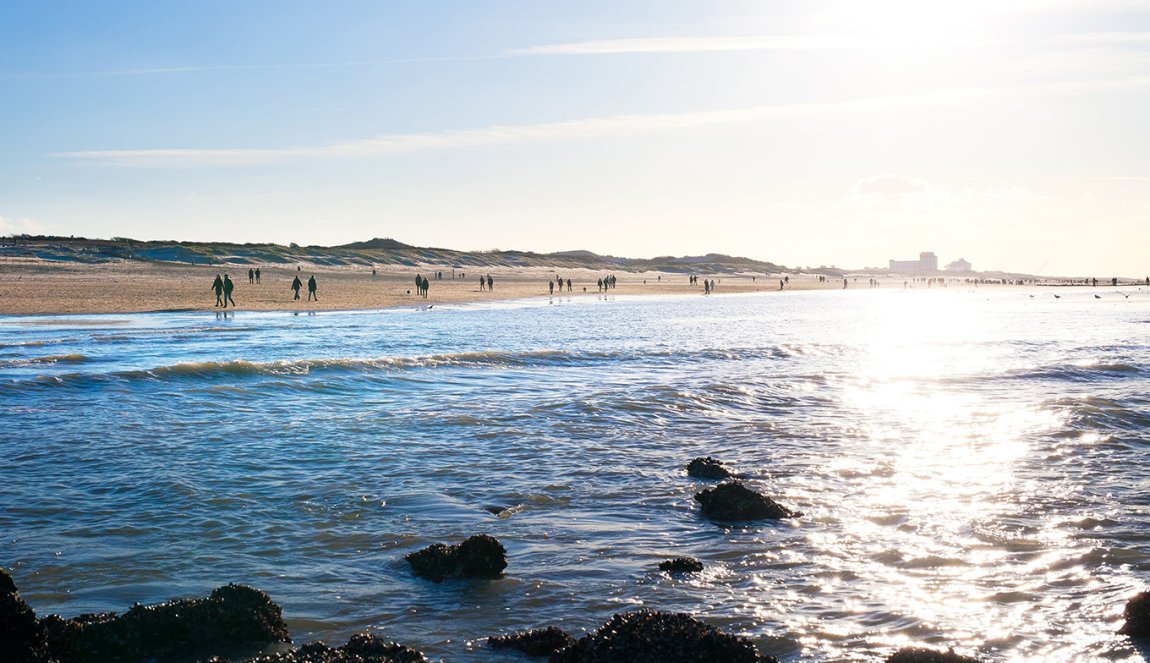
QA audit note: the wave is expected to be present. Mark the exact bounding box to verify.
[0,354,90,369]
[0,338,68,349]
[998,362,1143,383]
[91,327,252,342]
[0,344,802,390]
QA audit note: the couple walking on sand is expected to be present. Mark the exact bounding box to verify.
[211,274,235,307]
[291,275,318,301]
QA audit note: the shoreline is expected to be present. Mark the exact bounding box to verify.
[0,259,1053,317]
[0,259,849,317]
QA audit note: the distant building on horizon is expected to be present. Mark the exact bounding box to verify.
[946,258,972,272]
[889,251,938,273]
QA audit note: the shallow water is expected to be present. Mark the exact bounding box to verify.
[2,287,1150,661]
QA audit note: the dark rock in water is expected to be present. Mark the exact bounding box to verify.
[202,633,427,662]
[694,482,800,521]
[456,534,508,577]
[549,610,776,663]
[405,534,508,582]
[405,543,459,584]
[489,626,576,657]
[0,568,52,663]
[886,647,983,663]
[686,457,732,480]
[659,557,704,573]
[41,583,290,663]
[1120,591,1150,636]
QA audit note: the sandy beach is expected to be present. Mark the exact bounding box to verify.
[0,259,847,316]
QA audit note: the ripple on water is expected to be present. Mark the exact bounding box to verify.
[1,291,1149,660]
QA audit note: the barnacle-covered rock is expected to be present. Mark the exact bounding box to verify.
[694,482,800,521]
[886,647,983,663]
[550,610,775,663]
[489,626,575,657]
[405,534,507,582]
[686,457,732,480]
[1119,591,1150,637]
[658,557,704,574]
[41,583,289,662]
[0,568,52,663]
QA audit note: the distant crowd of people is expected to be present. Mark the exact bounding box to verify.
[548,275,573,294]
[212,267,317,308]
[216,267,939,310]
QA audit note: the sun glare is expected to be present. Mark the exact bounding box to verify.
[827,0,1001,47]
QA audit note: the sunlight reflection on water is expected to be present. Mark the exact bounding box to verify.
[2,289,1149,661]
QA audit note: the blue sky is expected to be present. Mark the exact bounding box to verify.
[3,0,1149,276]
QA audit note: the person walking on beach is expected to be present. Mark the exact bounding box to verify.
[479,275,486,291]
[307,275,318,301]
[248,268,254,284]
[415,274,423,297]
[223,275,236,307]
[255,267,261,284]
[212,274,224,307]
[421,276,430,298]
[486,274,494,291]
[549,280,554,295]
[567,278,572,292]
[291,275,302,300]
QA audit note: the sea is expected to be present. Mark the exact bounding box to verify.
[2,287,1149,662]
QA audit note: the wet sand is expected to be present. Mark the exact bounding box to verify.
[0,260,845,315]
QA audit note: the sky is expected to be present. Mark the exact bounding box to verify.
[2,0,1149,277]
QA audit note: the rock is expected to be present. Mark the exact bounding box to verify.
[41,583,290,663]
[886,647,982,662]
[1120,591,1150,636]
[549,610,776,663]
[202,633,427,662]
[405,534,507,583]
[456,534,508,577]
[489,626,575,657]
[0,568,52,663]
[686,457,731,480]
[659,557,704,574]
[694,482,800,521]
[404,543,458,584]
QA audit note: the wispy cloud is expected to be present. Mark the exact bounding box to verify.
[9,28,1150,81]
[0,55,506,81]
[52,76,1150,168]
[50,89,987,168]
[509,36,886,55]
[508,32,1150,56]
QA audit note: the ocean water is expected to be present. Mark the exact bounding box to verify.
[2,288,1149,662]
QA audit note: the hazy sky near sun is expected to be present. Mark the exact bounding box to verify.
[3,0,1150,276]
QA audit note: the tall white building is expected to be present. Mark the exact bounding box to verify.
[888,251,938,273]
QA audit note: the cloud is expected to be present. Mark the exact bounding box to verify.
[0,55,505,81]
[50,74,1150,168]
[507,32,1150,57]
[53,89,991,167]
[0,216,50,236]
[508,36,896,55]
